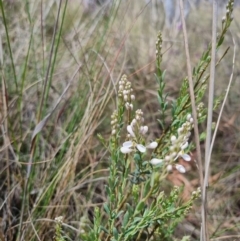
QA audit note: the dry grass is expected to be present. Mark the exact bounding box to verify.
[0,0,240,240]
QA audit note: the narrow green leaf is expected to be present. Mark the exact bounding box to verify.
[103,203,110,215]
[126,203,134,216]
[122,211,130,227]
[157,119,164,129]
[113,227,118,239]
[100,226,109,234]
[217,36,225,47]
[143,179,151,197]
[116,210,124,219]
[105,185,111,196]
[136,201,145,213]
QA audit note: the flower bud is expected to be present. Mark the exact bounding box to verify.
[167,165,173,172]
[176,164,186,173]
[150,158,163,165]
[147,141,157,149]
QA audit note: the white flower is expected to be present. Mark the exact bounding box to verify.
[136,144,146,153]
[180,142,191,161]
[146,141,157,149]
[120,141,146,153]
[176,164,186,173]
[150,158,163,165]
[181,141,189,150]
[120,141,134,153]
[120,141,157,154]
[127,125,135,137]
[131,119,137,126]
[121,125,157,154]
[140,125,148,135]
[125,103,130,110]
[180,153,191,161]
[174,142,191,162]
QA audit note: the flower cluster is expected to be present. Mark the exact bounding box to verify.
[191,187,201,201]
[226,0,234,19]
[197,102,204,118]
[111,110,118,136]
[156,32,162,61]
[151,114,194,173]
[221,0,234,29]
[117,74,194,174]
[120,109,157,154]
[118,74,135,110]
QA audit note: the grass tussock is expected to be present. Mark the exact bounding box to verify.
[0,0,240,240]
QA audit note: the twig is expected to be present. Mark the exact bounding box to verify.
[206,35,236,241]
[202,1,218,240]
[208,36,235,172]
[178,1,203,185]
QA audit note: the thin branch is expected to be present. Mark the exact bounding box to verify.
[178,1,203,182]
[202,1,218,240]
[208,36,235,168]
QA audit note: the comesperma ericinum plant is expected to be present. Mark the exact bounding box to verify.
[96,73,200,240]
[78,1,234,240]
